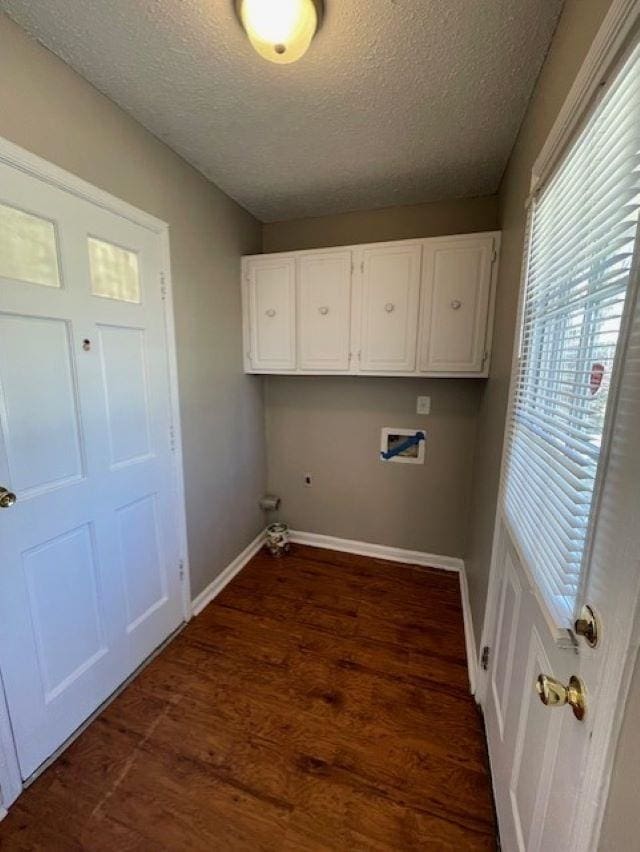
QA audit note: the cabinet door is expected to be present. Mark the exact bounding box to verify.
[247,256,296,370]
[298,251,352,371]
[359,244,421,372]
[420,237,494,373]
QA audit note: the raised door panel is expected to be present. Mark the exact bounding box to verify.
[0,160,184,780]
[21,524,107,704]
[508,628,563,852]
[359,244,421,372]
[0,313,84,496]
[298,251,351,371]
[420,237,494,372]
[490,552,522,743]
[97,324,152,468]
[248,258,296,370]
[117,493,167,636]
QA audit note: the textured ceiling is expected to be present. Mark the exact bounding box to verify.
[1,0,563,222]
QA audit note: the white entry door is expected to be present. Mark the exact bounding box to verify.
[481,36,640,852]
[0,157,184,779]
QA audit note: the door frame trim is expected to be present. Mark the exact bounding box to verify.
[477,1,640,848]
[0,135,192,810]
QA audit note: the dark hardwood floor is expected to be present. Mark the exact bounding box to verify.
[0,544,496,850]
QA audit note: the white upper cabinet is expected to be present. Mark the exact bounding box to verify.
[298,250,352,371]
[245,256,296,370]
[419,236,495,373]
[242,231,499,376]
[359,243,422,372]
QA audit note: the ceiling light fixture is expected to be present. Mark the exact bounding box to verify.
[235,0,323,65]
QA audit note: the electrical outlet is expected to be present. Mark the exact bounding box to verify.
[304,473,312,487]
[416,396,431,415]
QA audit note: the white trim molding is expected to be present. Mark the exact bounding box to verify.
[191,530,266,616]
[289,530,477,694]
[289,530,464,572]
[531,0,640,196]
[457,566,478,696]
[0,137,167,233]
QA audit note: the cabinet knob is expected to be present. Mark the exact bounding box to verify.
[384,303,395,313]
[319,306,329,315]
[265,308,276,318]
[450,299,462,310]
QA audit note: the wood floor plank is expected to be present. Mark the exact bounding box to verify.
[0,544,496,850]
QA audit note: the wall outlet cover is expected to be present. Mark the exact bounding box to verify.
[416,396,431,415]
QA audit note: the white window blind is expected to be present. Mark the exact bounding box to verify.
[502,40,640,626]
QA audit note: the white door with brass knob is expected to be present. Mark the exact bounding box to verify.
[0,153,185,783]
[477,31,640,852]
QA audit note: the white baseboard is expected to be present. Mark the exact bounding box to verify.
[290,529,477,694]
[457,566,478,696]
[191,529,266,616]
[289,530,464,572]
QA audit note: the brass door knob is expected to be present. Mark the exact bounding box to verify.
[574,604,599,648]
[0,487,17,509]
[536,674,586,721]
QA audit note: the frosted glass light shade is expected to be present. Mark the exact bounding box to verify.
[238,0,321,64]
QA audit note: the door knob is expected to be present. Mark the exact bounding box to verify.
[536,673,586,721]
[0,487,17,509]
[574,604,599,648]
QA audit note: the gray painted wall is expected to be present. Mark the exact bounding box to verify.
[263,197,499,558]
[266,376,483,556]
[0,12,266,598]
[464,0,614,649]
[263,196,499,253]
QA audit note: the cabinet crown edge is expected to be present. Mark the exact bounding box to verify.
[242,230,501,261]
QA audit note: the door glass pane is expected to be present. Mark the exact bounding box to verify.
[0,202,61,288]
[88,237,140,303]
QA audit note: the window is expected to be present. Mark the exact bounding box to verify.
[88,236,140,303]
[0,202,61,288]
[502,40,640,626]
